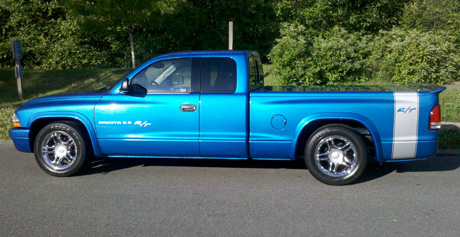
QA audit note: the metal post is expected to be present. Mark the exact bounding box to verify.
[129,32,136,69]
[12,40,24,101]
[228,21,233,50]
[15,59,23,101]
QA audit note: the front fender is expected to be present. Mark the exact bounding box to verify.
[290,112,383,161]
[28,112,103,157]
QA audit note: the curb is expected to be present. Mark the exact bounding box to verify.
[437,148,460,153]
[0,140,13,145]
[441,122,460,131]
[436,149,460,157]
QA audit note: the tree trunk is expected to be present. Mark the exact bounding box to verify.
[129,31,136,69]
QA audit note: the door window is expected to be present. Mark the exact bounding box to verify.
[131,58,198,93]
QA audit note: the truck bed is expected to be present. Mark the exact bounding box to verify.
[249,84,445,162]
[254,84,445,92]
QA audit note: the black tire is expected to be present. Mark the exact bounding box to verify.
[34,122,90,176]
[304,125,367,185]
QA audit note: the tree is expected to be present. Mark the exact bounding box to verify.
[0,0,111,69]
[0,0,280,69]
[269,0,413,85]
[151,0,279,62]
[269,25,371,85]
[276,0,410,35]
[69,0,163,68]
[400,0,460,41]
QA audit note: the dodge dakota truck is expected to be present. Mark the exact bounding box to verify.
[9,51,445,185]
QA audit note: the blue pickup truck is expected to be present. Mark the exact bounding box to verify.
[9,51,445,185]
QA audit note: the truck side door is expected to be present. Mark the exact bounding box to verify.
[95,58,201,156]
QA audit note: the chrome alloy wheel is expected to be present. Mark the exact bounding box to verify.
[314,135,358,178]
[40,131,78,171]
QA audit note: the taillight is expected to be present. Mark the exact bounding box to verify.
[429,104,441,130]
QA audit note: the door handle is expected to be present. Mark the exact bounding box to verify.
[180,104,197,112]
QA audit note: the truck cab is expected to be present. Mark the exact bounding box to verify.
[95,51,256,158]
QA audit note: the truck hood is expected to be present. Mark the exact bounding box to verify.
[20,93,104,108]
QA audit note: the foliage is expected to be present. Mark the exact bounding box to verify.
[0,0,279,69]
[308,28,371,85]
[0,0,110,69]
[269,0,460,86]
[268,24,311,85]
[276,0,410,35]
[400,0,460,39]
[262,64,278,86]
[0,107,15,140]
[0,68,130,106]
[371,28,460,85]
[439,88,460,122]
[68,0,165,68]
[148,0,279,62]
[269,26,371,85]
[438,128,460,149]
[2,0,460,89]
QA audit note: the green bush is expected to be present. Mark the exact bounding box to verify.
[438,129,460,149]
[268,23,312,85]
[0,107,14,140]
[371,28,460,85]
[400,0,460,41]
[276,0,410,35]
[269,26,371,85]
[0,0,113,70]
[439,88,460,122]
[308,27,371,85]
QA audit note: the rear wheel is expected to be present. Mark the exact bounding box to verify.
[304,125,367,185]
[34,122,89,176]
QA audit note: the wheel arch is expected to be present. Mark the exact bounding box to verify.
[290,113,383,161]
[28,112,102,157]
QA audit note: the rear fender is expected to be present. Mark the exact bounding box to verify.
[291,112,383,161]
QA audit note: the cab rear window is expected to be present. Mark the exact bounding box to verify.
[201,58,237,94]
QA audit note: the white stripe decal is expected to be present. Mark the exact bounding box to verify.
[392,92,419,159]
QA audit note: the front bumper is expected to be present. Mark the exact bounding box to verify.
[9,128,31,153]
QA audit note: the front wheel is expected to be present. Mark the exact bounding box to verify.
[304,125,368,185]
[34,122,89,176]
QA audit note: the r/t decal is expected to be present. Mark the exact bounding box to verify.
[397,106,416,114]
[135,121,152,127]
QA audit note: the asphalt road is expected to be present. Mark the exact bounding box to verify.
[1,140,460,236]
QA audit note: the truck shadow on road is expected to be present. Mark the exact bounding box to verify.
[85,151,460,183]
[359,151,460,183]
[86,158,307,174]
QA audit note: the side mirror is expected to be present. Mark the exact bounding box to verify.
[120,78,129,92]
[130,84,147,94]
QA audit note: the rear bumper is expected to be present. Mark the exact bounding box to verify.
[9,128,31,153]
[416,139,439,158]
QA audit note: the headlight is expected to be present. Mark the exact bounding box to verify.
[13,113,21,128]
